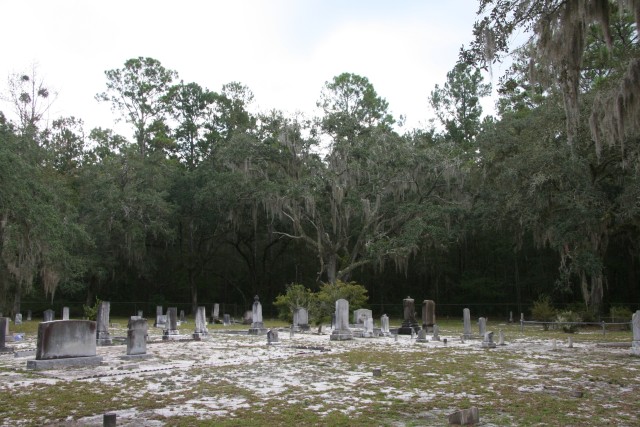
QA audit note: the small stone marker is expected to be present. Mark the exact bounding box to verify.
[353,308,372,324]
[103,412,117,427]
[330,299,353,341]
[43,309,54,322]
[137,310,143,318]
[242,310,253,325]
[373,368,382,377]
[212,303,220,323]
[380,314,390,336]
[631,310,640,356]
[62,307,70,320]
[422,300,436,331]
[27,310,32,321]
[448,406,479,425]
[463,308,471,339]
[0,318,9,352]
[293,307,310,331]
[154,306,164,328]
[14,313,22,325]
[509,311,514,323]
[568,336,574,348]
[498,330,505,346]
[432,324,440,341]
[193,306,208,340]
[267,329,280,345]
[481,331,496,348]
[163,307,179,339]
[223,313,231,326]
[552,339,557,351]
[124,318,149,358]
[394,333,398,342]
[96,301,112,346]
[363,317,374,338]
[416,328,428,343]
[478,317,487,337]
[289,325,294,338]
[248,295,267,335]
[179,309,186,323]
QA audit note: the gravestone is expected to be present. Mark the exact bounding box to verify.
[0,318,9,352]
[498,330,505,346]
[267,329,280,345]
[422,300,436,331]
[363,317,374,338]
[124,318,149,358]
[27,310,32,321]
[380,314,390,336]
[62,307,70,320]
[248,295,267,335]
[154,306,165,328]
[448,407,479,425]
[212,303,220,323]
[330,299,353,341]
[463,308,471,339]
[478,317,487,337]
[179,310,186,324]
[43,309,54,322]
[293,307,310,331]
[242,310,253,325]
[632,310,640,356]
[568,336,574,348]
[331,313,336,330]
[104,413,117,427]
[416,328,428,343]
[398,296,420,335]
[15,313,22,325]
[193,306,208,340]
[353,309,372,325]
[432,324,440,341]
[96,301,112,346]
[163,307,179,339]
[223,313,231,326]
[137,310,143,318]
[27,320,102,370]
[509,311,514,323]
[482,331,496,348]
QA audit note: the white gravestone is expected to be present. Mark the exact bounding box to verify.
[330,299,353,341]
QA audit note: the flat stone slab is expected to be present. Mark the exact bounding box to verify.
[14,349,36,358]
[27,356,103,370]
[119,354,153,361]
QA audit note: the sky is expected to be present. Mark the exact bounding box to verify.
[0,0,496,135]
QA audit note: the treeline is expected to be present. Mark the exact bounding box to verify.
[1,3,639,319]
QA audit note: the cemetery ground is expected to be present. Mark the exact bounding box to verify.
[0,318,638,426]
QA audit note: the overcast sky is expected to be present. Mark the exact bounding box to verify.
[1,0,494,134]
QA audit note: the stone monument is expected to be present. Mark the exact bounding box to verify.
[123,317,150,359]
[478,317,487,337]
[632,310,640,356]
[163,307,179,339]
[463,308,471,339]
[193,306,208,340]
[62,307,70,320]
[248,295,267,335]
[422,300,436,331]
[96,301,112,346]
[293,307,310,331]
[398,296,420,335]
[353,309,372,325]
[380,314,390,336]
[43,309,54,322]
[330,299,353,341]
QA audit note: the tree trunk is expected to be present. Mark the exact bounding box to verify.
[11,287,21,319]
[326,254,337,284]
[190,269,198,315]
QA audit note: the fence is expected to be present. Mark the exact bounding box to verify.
[519,320,631,336]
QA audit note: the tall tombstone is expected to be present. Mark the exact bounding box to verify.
[96,301,112,345]
[632,310,640,356]
[43,309,54,322]
[126,318,148,356]
[15,313,22,325]
[398,296,420,335]
[432,324,440,341]
[380,314,390,336]
[422,300,436,331]
[212,303,220,322]
[330,299,353,341]
[163,307,179,339]
[478,317,487,337]
[293,307,309,331]
[248,295,267,335]
[363,317,374,338]
[463,308,472,339]
[62,307,70,320]
[0,318,8,351]
[193,306,208,340]
[154,306,164,328]
[27,310,32,321]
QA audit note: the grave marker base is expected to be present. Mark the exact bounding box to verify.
[27,355,103,370]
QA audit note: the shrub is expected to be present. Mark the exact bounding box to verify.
[556,310,582,333]
[531,295,556,330]
[273,283,316,322]
[610,306,633,330]
[83,297,101,321]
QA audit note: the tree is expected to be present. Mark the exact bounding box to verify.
[96,57,178,157]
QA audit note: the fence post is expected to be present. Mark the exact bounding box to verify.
[601,321,606,336]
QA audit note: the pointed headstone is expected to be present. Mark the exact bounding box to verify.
[463,308,471,339]
[193,306,208,340]
[478,317,487,337]
[380,314,390,336]
[248,295,267,335]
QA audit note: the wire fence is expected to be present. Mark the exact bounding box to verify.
[519,320,631,336]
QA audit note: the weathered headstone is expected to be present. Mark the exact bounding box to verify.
[432,324,440,341]
[448,407,479,425]
[380,314,390,336]
[242,310,253,325]
[632,310,640,356]
[62,307,70,321]
[15,313,22,325]
[43,309,54,322]
[353,309,372,325]
[498,329,505,346]
[103,413,117,427]
[223,313,231,326]
[137,310,143,318]
[124,318,149,358]
[212,303,220,323]
[422,300,436,330]
[509,311,514,323]
[27,310,32,321]
[363,317,374,338]
[0,318,9,352]
[568,336,573,348]
[193,306,208,340]
[163,307,179,339]
[267,329,280,345]
[154,306,165,328]
[96,301,112,346]
[482,331,496,348]
[248,295,267,335]
[27,320,102,370]
[179,309,186,324]
[463,308,471,339]
[478,317,487,337]
[293,307,310,331]
[330,299,353,341]
[416,328,428,343]
[398,296,420,335]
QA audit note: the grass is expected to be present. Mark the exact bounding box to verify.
[1,317,637,426]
